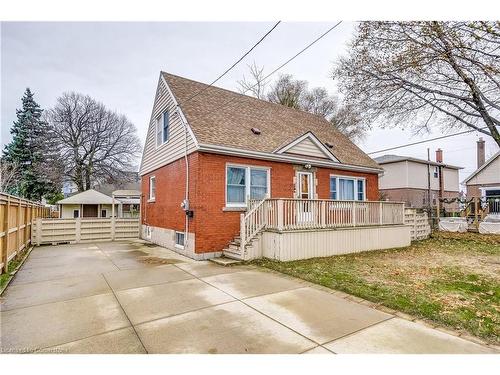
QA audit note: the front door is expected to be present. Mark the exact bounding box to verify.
[297,172,313,223]
[82,204,98,218]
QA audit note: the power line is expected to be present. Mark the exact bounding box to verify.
[367,127,489,155]
[178,21,281,106]
[195,21,343,118]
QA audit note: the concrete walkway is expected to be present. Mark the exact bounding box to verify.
[0,241,496,354]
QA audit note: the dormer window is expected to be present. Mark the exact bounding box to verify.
[156,111,170,146]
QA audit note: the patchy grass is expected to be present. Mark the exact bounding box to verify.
[253,232,500,344]
[0,257,22,291]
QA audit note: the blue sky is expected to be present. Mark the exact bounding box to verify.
[1,22,498,186]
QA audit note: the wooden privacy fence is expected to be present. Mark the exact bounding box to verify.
[405,208,431,240]
[0,193,50,273]
[32,217,140,245]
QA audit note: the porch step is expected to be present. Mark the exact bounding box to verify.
[209,257,242,266]
[222,248,244,261]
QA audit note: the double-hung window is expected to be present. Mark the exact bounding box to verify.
[330,175,365,201]
[226,165,269,206]
[156,111,169,146]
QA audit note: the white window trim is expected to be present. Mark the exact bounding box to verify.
[329,174,366,201]
[149,176,156,202]
[174,231,185,249]
[296,171,314,199]
[225,163,271,207]
[155,111,169,148]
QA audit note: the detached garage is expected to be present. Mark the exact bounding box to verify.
[57,189,118,218]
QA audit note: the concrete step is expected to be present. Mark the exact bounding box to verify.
[209,257,242,266]
[222,248,244,261]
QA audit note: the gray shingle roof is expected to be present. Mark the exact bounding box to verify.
[373,154,462,170]
[163,72,380,170]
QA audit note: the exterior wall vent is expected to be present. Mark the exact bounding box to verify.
[325,142,334,148]
[251,127,261,135]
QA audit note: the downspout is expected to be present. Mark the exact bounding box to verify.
[176,105,190,250]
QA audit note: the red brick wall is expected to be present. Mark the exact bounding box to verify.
[141,153,199,235]
[141,151,380,254]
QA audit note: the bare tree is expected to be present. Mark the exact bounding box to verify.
[267,74,307,109]
[334,21,500,147]
[329,104,366,141]
[237,62,268,99]
[301,87,337,117]
[46,92,141,192]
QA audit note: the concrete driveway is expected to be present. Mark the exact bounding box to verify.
[0,240,496,354]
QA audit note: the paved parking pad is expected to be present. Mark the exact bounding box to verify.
[135,301,315,354]
[46,328,146,354]
[244,287,391,344]
[201,270,304,299]
[324,318,496,354]
[115,278,235,325]
[1,241,496,354]
[1,274,110,311]
[104,265,193,291]
[1,293,129,351]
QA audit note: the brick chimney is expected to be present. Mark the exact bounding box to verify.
[435,148,443,163]
[477,137,485,168]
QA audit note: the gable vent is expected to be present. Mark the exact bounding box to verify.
[251,127,261,135]
[325,142,334,148]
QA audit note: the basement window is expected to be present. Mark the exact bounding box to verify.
[175,231,185,249]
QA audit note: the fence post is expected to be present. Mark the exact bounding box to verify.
[277,199,284,231]
[1,196,10,273]
[379,202,383,225]
[34,217,42,246]
[352,201,357,227]
[15,198,21,258]
[413,210,417,240]
[75,218,81,243]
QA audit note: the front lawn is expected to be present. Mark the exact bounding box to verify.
[254,232,500,344]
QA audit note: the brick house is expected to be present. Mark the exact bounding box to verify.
[139,72,409,260]
[374,150,462,211]
[463,138,500,213]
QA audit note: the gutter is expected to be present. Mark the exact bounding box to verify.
[198,143,384,175]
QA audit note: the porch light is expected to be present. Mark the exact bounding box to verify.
[304,164,312,169]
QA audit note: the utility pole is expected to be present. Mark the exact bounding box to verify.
[427,148,432,226]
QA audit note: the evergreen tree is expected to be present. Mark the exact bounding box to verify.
[2,88,59,201]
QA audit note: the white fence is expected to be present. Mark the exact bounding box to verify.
[240,198,405,252]
[32,217,140,245]
[404,208,431,240]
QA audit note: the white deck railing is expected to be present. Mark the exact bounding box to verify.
[240,198,405,253]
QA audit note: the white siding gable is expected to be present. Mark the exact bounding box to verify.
[139,76,198,175]
[276,132,339,161]
[467,153,500,185]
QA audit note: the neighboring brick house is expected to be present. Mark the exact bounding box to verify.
[139,72,384,260]
[463,138,500,213]
[374,150,462,210]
